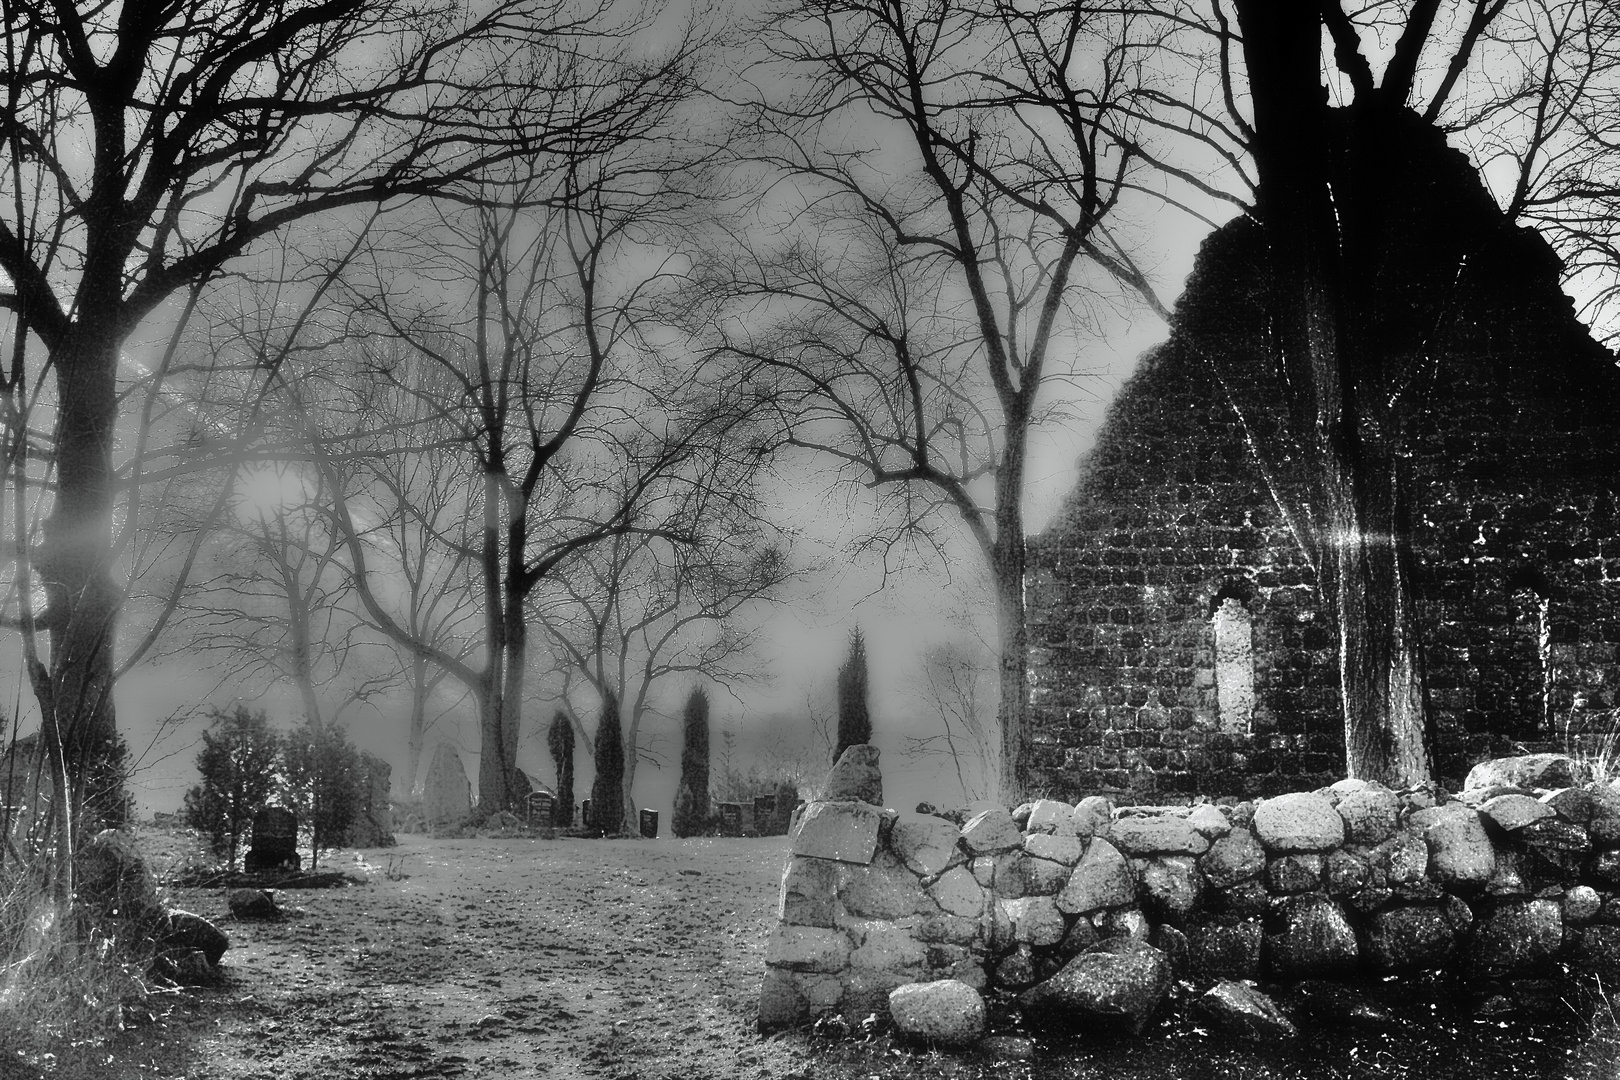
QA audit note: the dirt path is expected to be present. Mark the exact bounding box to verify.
[135,834,816,1080]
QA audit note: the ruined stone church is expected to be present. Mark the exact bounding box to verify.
[1027,114,1620,802]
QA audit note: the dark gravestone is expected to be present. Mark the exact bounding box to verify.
[582,800,592,828]
[244,807,300,872]
[639,808,658,838]
[719,802,743,837]
[753,795,778,836]
[526,791,555,826]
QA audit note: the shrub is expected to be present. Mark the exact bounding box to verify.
[280,717,361,868]
[547,711,575,827]
[672,686,711,838]
[589,691,625,835]
[181,705,280,869]
[835,627,872,763]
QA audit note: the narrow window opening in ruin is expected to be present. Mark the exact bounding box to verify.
[1212,597,1255,733]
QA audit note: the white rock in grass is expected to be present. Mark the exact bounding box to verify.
[888,980,986,1047]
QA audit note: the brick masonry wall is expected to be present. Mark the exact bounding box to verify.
[1027,126,1620,801]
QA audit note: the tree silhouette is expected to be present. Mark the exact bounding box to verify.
[672,687,711,837]
[547,712,576,827]
[835,629,871,763]
[182,706,279,869]
[589,691,626,835]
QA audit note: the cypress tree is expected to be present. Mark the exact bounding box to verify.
[547,711,575,826]
[835,628,872,763]
[589,690,625,835]
[672,686,711,837]
[182,705,279,868]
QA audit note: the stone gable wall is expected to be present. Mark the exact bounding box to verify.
[1027,202,1620,801]
[759,753,1620,1032]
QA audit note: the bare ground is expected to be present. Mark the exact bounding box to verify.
[7,833,825,1080]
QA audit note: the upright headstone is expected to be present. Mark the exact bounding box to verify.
[582,799,592,827]
[526,791,555,826]
[510,768,535,810]
[720,802,743,837]
[640,808,659,838]
[244,807,300,872]
[423,743,472,827]
[344,753,395,847]
[754,794,778,836]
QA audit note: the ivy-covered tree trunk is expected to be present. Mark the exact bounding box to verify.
[1233,0,1431,787]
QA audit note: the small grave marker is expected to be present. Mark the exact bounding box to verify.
[244,806,300,872]
[526,791,555,826]
[719,802,743,837]
[639,808,658,838]
[754,795,777,836]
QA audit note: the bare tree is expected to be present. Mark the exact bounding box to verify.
[537,450,790,827]
[0,0,690,821]
[901,640,996,804]
[707,0,1163,800]
[314,45,720,812]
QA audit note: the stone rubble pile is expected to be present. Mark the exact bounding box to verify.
[758,748,1620,1046]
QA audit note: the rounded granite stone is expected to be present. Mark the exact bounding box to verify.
[1253,792,1345,853]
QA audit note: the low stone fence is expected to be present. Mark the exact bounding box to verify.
[758,750,1620,1041]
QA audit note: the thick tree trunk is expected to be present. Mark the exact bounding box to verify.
[476,471,511,813]
[1327,456,1430,785]
[1234,0,1431,788]
[38,331,124,824]
[406,652,428,795]
[992,452,1028,805]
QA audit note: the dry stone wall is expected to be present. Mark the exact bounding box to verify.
[758,750,1620,1037]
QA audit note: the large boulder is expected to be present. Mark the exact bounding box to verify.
[889,980,986,1047]
[1056,838,1135,915]
[961,808,1024,855]
[1023,833,1085,866]
[159,910,229,966]
[1025,800,1079,836]
[1188,919,1264,982]
[1135,856,1202,923]
[780,856,840,927]
[1200,827,1267,889]
[1072,797,1114,839]
[1265,894,1358,979]
[824,745,883,805]
[226,888,281,920]
[1466,899,1563,978]
[891,814,962,877]
[765,926,851,973]
[840,850,928,919]
[1108,816,1208,856]
[1335,786,1401,845]
[1363,905,1460,972]
[1464,754,1588,791]
[1252,793,1345,853]
[792,801,884,864]
[1408,804,1495,888]
[1197,981,1297,1042]
[928,866,987,918]
[1018,938,1173,1035]
[1478,794,1555,832]
[1002,896,1065,947]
